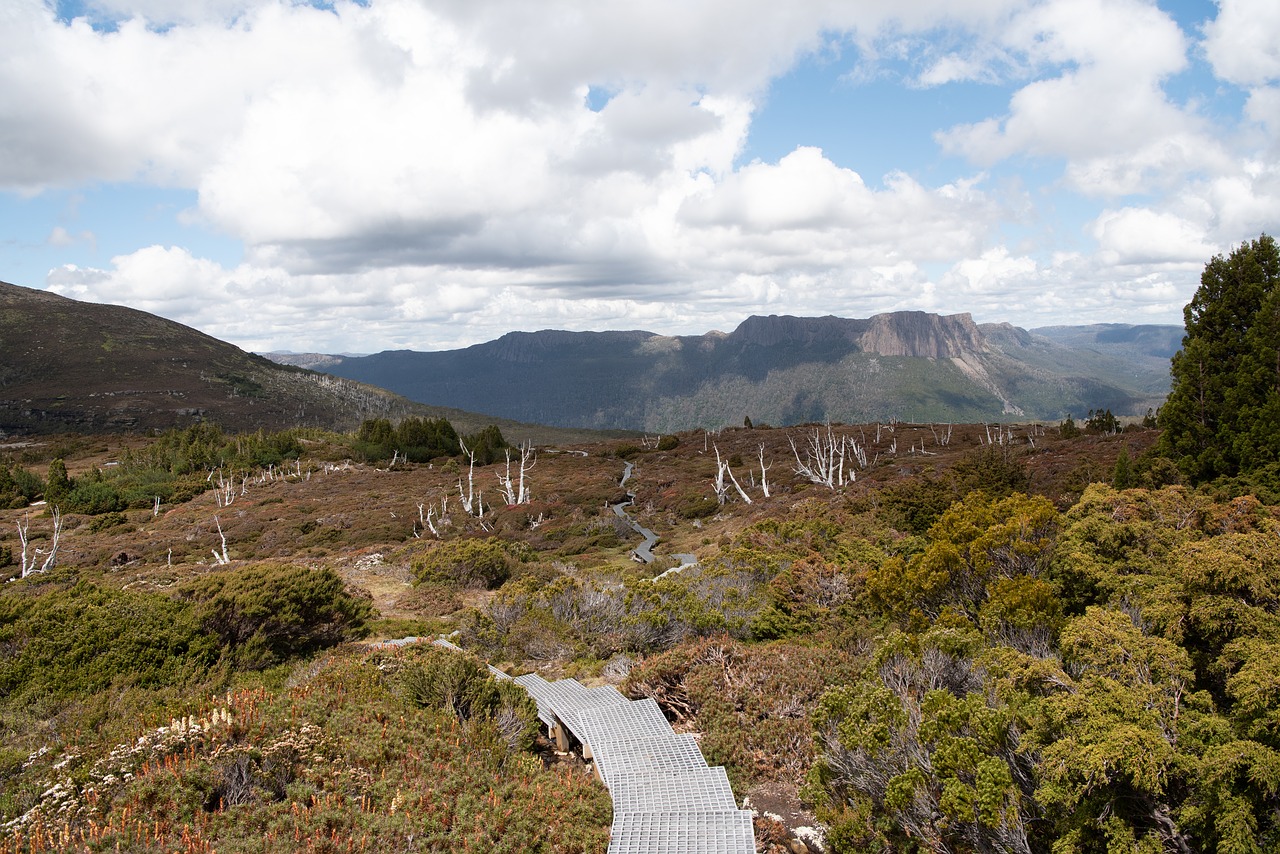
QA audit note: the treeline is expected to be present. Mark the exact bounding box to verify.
[0,417,511,523]
[348,417,510,465]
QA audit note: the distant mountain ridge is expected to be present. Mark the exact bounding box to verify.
[284,312,1181,431]
[0,281,616,443]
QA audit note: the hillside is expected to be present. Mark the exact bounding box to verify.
[5,415,1275,852]
[292,312,1179,431]
[0,281,618,444]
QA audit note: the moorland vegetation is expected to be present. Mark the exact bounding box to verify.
[1,237,1278,853]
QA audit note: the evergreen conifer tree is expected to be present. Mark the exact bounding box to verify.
[1160,234,1280,481]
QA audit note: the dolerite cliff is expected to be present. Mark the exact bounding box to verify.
[304,311,1172,432]
[857,311,987,359]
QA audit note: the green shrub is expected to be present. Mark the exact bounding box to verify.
[462,424,508,465]
[657,434,680,451]
[677,492,718,519]
[0,464,42,509]
[0,582,219,705]
[88,511,130,533]
[64,480,127,514]
[411,539,512,590]
[182,563,373,668]
[399,647,539,752]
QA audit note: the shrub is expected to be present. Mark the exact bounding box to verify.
[182,563,373,668]
[411,539,512,590]
[625,637,860,785]
[399,647,539,752]
[0,464,42,509]
[0,582,219,705]
[657,434,680,451]
[64,480,127,514]
[88,511,130,533]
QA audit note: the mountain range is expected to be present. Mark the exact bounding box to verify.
[0,280,612,443]
[270,311,1182,432]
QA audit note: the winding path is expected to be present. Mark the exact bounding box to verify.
[612,462,697,571]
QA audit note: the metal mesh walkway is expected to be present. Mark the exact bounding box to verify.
[423,638,756,853]
[510,674,755,853]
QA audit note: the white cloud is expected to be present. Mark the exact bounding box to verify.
[47,226,81,247]
[934,0,1227,196]
[1089,208,1218,265]
[1203,0,1280,86]
[7,0,1271,354]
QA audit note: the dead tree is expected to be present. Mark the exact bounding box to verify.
[496,442,536,505]
[758,444,772,498]
[17,507,62,577]
[710,445,752,505]
[211,516,231,565]
[458,440,478,515]
[790,424,850,489]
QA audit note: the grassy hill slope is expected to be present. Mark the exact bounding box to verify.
[0,282,620,444]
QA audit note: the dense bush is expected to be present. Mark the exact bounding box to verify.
[462,424,510,465]
[808,484,1280,852]
[0,581,219,707]
[181,563,373,668]
[399,647,540,753]
[2,651,612,850]
[351,416,461,463]
[412,538,513,590]
[0,463,42,509]
[24,424,310,516]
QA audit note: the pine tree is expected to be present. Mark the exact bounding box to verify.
[1160,234,1280,482]
[45,458,72,505]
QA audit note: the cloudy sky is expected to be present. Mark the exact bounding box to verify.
[2,0,1277,353]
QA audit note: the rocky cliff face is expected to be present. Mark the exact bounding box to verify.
[728,311,986,359]
[856,311,987,359]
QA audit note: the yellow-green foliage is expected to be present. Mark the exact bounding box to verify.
[0,579,219,709]
[412,538,513,590]
[868,492,1057,627]
[809,485,1280,853]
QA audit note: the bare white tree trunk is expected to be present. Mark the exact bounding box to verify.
[725,460,752,504]
[17,515,32,575]
[496,452,517,505]
[790,424,848,490]
[758,444,771,498]
[713,446,729,504]
[713,445,753,504]
[211,516,230,565]
[517,442,535,504]
[40,508,61,573]
[497,442,536,505]
[17,509,61,577]
[458,441,478,515]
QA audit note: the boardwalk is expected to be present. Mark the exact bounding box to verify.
[419,638,756,852]
[512,671,756,853]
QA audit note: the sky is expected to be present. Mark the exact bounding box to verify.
[2,0,1278,354]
